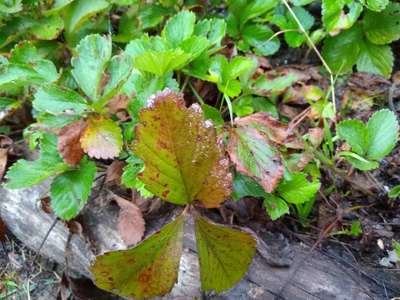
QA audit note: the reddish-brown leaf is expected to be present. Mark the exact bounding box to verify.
[111,192,145,246]
[58,120,87,165]
[105,160,125,184]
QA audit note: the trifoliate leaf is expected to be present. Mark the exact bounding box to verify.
[263,194,289,220]
[363,3,400,45]
[5,134,68,189]
[277,172,320,204]
[71,34,112,101]
[322,25,363,74]
[336,119,369,156]
[33,84,89,115]
[357,41,393,78]
[162,11,196,47]
[133,89,232,207]
[80,117,123,159]
[366,109,399,160]
[64,0,109,33]
[92,215,185,298]
[50,157,96,220]
[194,215,256,293]
[322,0,362,35]
[228,113,284,193]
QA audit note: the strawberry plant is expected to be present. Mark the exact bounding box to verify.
[1,1,400,298]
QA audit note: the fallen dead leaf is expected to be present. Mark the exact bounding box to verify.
[110,192,145,246]
[106,160,125,185]
[0,217,6,241]
[58,120,87,165]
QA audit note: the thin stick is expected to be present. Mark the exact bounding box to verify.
[31,217,58,266]
[281,0,337,115]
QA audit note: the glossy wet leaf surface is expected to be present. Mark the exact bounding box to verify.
[134,89,231,207]
[91,214,185,299]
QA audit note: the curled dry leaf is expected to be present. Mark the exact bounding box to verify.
[58,120,87,165]
[80,116,123,159]
[134,88,232,208]
[111,192,145,246]
[0,135,12,180]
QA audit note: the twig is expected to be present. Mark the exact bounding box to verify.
[281,0,337,115]
[31,217,58,266]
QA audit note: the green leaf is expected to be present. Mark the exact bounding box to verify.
[64,0,109,33]
[232,172,266,200]
[102,54,133,99]
[322,25,363,74]
[388,184,400,199]
[224,56,255,80]
[138,4,172,29]
[134,49,192,76]
[336,119,369,156]
[251,73,299,96]
[80,117,123,159]
[0,63,56,89]
[71,34,112,101]
[30,15,64,40]
[194,215,256,293]
[357,41,393,78]
[194,18,226,48]
[162,11,196,47]
[228,115,284,193]
[5,134,68,189]
[134,89,231,207]
[339,151,379,171]
[202,104,224,128]
[322,0,362,35]
[263,194,289,220]
[363,3,400,45]
[277,172,320,204]
[366,109,399,160]
[241,23,280,56]
[360,0,389,11]
[50,157,96,220]
[33,84,89,115]
[92,215,185,299]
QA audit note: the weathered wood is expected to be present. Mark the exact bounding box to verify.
[0,184,397,299]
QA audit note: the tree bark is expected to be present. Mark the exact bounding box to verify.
[0,184,397,299]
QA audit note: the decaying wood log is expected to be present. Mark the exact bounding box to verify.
[0,184,398,299]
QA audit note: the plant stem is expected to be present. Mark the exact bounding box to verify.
[281,0,337,116]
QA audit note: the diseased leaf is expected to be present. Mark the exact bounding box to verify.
[5,134,68,189]
[57,120,87,165]
[336,119,369,156]
[228,113,287,193]
[30,14,64,40]
[80,117,123,159]
[92,215,185,298]
[134,89,231,207]
[33,84,89,115]
[322,0,362,35]
[194,214,256,293]
[366,109,399,160]
[360,0,389,11]
[112,193,145,247]
[71,34,112,101]
[50,157,96,220]
[277,172,320,204]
